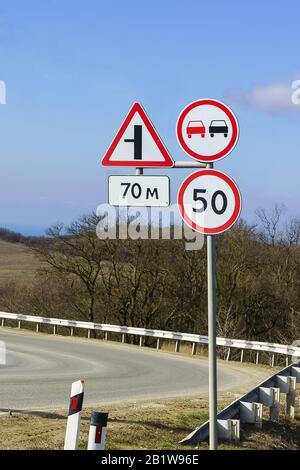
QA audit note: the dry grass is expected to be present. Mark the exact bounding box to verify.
[0,240,41,282]
[0,393,299,450]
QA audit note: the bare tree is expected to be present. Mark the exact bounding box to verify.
[255,204,286,246]
[284,217,300,246]
[2,208,297,350]
[31,214,105,324]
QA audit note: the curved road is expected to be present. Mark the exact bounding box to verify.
[0,329,256,410]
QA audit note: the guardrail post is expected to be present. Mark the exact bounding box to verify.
[104,332,108,341]
[217,419,240,442]
[240,349,244,363]
[192,343,197,355]
[18,320,21,328]
[139,336,143,347]
[70,327,74,337]
[239,401,263,429]
[53,326,57,335]
[87,330,91,339]
[255,352,259,365]
[286,376,296,419]
[156,338,161,350]
[64,380,84,450]
[36,324,39,333]
[286,356,289,367]
[271,354,275,367]
[87,412,108,450]
[121,333,125,343]
[1,319,4,327]
[291,366,300,384]
[276,375,297,419]
[175,341,180,353]
[259,387,280,422]
[226,348,230,361]
[253,402,263,429]
[291,340,300,362]
[270,388,281,421]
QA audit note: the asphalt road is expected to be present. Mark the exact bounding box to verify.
[0,329,254,410]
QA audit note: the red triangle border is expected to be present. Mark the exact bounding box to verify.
[101,103,174,167]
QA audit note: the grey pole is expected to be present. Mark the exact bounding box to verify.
[136,158,217,448]
[207,233,218,450]
[173,160,207,169]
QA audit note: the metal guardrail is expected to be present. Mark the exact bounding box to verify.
[0,311,300,359]
[181,358,300,445]
[1,310,300,446]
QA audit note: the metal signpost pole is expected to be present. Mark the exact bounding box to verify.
[206,161,218,450]
[207,232,218,450]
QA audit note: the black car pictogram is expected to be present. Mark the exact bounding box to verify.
[209,120,228,138]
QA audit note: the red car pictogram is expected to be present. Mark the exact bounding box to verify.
[186,120,206,138]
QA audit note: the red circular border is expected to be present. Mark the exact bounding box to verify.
[177,169,241,234]
[176,99,239,162]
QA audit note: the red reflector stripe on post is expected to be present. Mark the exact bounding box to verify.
[71,397,78,411]
[68,392,84,416]
[95,426,102,444]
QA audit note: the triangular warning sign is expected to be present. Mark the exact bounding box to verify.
[101,102,174,167]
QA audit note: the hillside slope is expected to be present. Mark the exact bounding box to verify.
[0,240,41,282]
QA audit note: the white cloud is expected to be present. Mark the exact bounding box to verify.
[226,81,300,113]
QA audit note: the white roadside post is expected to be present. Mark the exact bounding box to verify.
[87,412,109,450]
[64,380,84,450]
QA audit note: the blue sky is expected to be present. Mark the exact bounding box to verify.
[0,0,299,235]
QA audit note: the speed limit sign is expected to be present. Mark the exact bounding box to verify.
[177,169,241,235]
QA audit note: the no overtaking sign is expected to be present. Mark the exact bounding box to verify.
[176,98,239,163]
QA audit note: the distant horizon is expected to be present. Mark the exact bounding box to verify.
[0,224,47,236]
[2,202,295,238]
